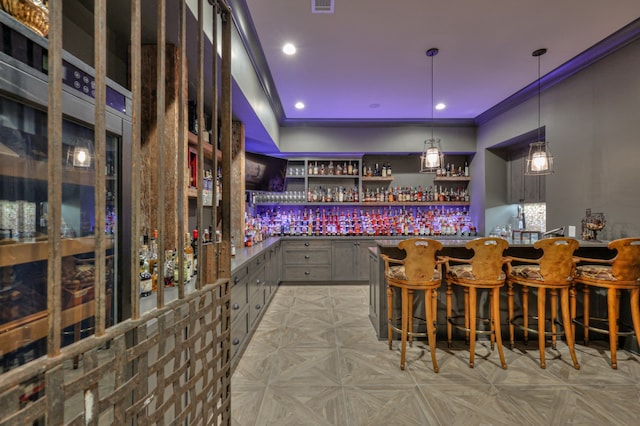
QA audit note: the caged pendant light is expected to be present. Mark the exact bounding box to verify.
[420,48,444,173]
[525,48,554,175]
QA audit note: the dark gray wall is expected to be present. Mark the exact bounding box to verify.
[278,124,477,155]
[476,39,640,240]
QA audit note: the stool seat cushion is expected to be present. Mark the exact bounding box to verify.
[386,265,441,281]
[576,264,615,281]
[447,264,505,281]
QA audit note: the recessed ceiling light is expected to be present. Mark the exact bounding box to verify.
[435,103,446,110]
[282,43,297,55]
[295,102,305,110]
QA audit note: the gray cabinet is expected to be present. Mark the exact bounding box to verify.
[332,239,377,281]
[282,240,332,281]
[230,247,277,369]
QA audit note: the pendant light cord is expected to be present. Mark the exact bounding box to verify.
[426,48,439,141]
[431,52,434,140]
[532,48,546,142]
[537,53,541,142]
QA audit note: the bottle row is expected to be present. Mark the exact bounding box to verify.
[244,206,477,243]
[437,162,469,177]
[306,160,361,176]
[362,185,469,203]
[138,231,198,296]
[250,184,470,205]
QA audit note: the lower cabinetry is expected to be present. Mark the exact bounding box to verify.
[230,241,280,370]
[332,239,379,281]
[282,240,332,281]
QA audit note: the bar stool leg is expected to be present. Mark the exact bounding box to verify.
[446,282,453,348]
[408,290,415,348]
[400,287,409,370]
[523,286,530,345]
[464,287,470,345]
[489,289,496,351]
[468,287,477,368]
[492,287,507,369]
[630,288,640,357]
[583,286,590,345]
[387,287,393,350]
[607,287,619,369]
[508,282,515,349]
[537,288,547,369]
[550,289,558,350]
[425,288,439,373]
[570,284,577,342]
[561,287,580,370]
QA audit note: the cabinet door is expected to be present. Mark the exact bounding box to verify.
[357,240,378,281]
[508,150,545,203]
[332,241,357,280]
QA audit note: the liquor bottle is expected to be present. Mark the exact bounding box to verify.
[464,161,469,177]
[184,233,194,280]
[347,161,353,175]
[386,162,392,176]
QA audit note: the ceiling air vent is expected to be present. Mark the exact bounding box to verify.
[312,0,334,14]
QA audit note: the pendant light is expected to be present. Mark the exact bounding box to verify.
[525,48,554,175]
[420,48,443,173]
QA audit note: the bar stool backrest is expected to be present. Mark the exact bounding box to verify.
[465,237,509,281]
[533,237,579,282]
[608,238,640,281]
[398,238,443,281]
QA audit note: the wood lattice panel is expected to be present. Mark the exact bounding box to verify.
[0,280,231,425]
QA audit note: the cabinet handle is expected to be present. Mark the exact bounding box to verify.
[304,242,310,247]
[256,279,261,285]
[232,338,240,345]
[232,303,239,310]
[255,304,262,310]
[233,276,239,284]
[304,271,310,275]
[304,255,310,259]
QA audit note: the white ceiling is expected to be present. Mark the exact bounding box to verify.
[238,0,640,122]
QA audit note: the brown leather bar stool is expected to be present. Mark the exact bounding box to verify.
[443,237,510,369]
[572,237,640,369]
[380,238,444,372]
[506,237,580,369]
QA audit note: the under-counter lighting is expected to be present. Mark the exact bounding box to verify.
[282,43,297,55]
[294,101,305,110]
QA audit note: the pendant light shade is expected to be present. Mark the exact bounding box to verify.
[525,48,554,175]
[421,138,443,172]
[420,48,443,173]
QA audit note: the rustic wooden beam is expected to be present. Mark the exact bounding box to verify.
[47,0,63,357]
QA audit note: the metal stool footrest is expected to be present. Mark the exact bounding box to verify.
[448,314,495,336]
[572,315,636,337]
[510,314,567,337]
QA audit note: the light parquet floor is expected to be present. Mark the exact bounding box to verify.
[231,284,640,426]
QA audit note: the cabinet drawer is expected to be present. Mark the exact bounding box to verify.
[283,265,332,281]
[232,266,249,289]
[282,240,331,250]
[284,249,331,265]
[230,308,249,359]
[231,281,248,318]
[247,265,266,300]
[249,288,266,326]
